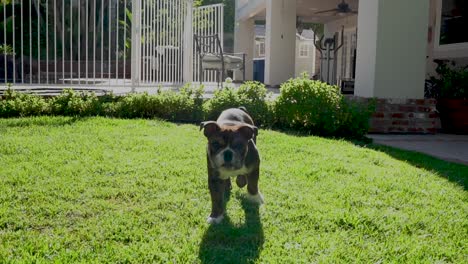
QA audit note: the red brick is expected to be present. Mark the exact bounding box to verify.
[392,120,410,126]
[370,119,391,127]
[372,112,385,118]
[408,113,414,118]
[391,113,406,118]
[415,99,427,105]
[417,107,432,112]
[399,105,416,112]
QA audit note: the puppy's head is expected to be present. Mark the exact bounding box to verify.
[200,121,257,170]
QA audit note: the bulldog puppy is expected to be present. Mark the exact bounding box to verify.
[200,107,263,224]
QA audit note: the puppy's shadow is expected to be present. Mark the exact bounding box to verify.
[198,194,264,264]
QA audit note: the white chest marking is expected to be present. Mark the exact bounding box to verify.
[218,166,250,180]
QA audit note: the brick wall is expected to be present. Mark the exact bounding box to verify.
[368,98,441,134]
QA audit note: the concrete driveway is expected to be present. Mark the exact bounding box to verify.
[369,134,468,166]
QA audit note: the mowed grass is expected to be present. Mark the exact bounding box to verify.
[0,117,467,263]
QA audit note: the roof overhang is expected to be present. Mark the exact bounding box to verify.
[236,0,359,24]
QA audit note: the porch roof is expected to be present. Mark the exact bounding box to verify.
[236,0,359,23]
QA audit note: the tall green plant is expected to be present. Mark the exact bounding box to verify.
[426,60,468,99]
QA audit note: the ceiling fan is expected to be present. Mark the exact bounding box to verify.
[315,0,358,15]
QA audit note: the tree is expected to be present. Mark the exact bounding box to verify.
[199,0,234,33]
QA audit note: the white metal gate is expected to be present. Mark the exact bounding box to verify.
[0,0,223,88]
[137,1,223,85]
[137,0,186,85]
[192,3,223,83]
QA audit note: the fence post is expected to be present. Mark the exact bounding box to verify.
[131,0,142,90]
[183,0,193,83]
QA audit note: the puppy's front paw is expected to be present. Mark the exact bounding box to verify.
[236,175,247,188]
[206,215,224,224]
[246,192,264,205]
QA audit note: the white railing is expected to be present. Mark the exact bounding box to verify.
[1,0,224,88]
[1,0,133,87]
[139,0,187,85]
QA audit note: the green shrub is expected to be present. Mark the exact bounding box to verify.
[275,75,343,135]
[237,81,273,126]
[203,81,272,126]
[0,80,373,138]
[114,84,204,122]
[49,89,101,116]
[336,98,375,138]
[0,88,49,117]
[174,83,205,121]
[203,86,241,120]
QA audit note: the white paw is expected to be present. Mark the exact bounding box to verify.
[246,192,264,205]
[206,215,224,224]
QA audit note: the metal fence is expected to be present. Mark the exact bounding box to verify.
[0,0,223,88]
[193,3,223,83]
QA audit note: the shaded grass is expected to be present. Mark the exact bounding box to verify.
[365,144,468,190]
[0,117,467,263]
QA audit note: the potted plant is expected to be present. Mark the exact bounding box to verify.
[0,44,16,83]
[426,60,468,134]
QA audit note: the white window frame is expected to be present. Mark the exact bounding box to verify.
[299,43,309,58]
[258,42,265,57]
[434,0,468,58]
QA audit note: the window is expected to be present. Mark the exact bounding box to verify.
[256,41,265,57]
[350,33,357,79]
[434,0,468,58]
[341,35,348,78]
[337,29,357,81]
[258,42,265,57]
[299,43,309,58]
[438,0,468,45]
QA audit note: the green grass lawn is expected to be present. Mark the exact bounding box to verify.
[0,117,467,263]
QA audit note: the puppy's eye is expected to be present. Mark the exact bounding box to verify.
[232,143,243,150]
[211,142,221,149]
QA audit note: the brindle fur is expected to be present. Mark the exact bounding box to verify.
[201,108,261,221]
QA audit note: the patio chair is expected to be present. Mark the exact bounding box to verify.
[194,34,246,88]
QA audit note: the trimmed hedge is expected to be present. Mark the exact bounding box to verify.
[203,81,273,126]
[275,76,375,137]
[0,77,374,138]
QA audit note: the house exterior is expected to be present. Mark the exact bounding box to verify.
[234,0,468,133]
[254,25,318,79]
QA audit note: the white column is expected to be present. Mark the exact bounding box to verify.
[183,0,194,83]
[265,0,296,86]
[234,18,254,81]
[131,0,142,89]
[355,0,430,99]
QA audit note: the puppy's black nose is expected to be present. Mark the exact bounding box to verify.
[224,150,233,163]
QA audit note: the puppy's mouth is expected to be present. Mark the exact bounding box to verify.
[221,163,236,170]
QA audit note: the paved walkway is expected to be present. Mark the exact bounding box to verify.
[369,134,468,165]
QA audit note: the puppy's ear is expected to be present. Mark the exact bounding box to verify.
[200,121,220,138]
[238,125,258,140]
